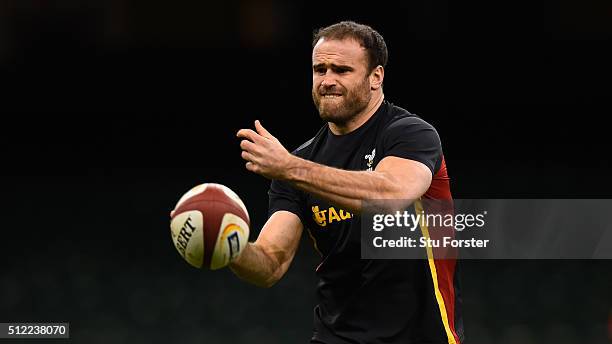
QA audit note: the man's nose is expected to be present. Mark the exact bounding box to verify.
[320,72,337,87]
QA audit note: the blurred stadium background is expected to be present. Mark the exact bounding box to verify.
[1,0,611,343]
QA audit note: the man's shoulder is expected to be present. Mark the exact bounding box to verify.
[381,102,437,133]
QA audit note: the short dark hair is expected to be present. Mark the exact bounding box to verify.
[312,21,388,72]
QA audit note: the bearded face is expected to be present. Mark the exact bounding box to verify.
[311,38,374,126]
[312,74,371,125]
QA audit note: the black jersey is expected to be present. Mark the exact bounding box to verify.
[268,100,464,344]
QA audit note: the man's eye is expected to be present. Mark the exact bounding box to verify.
[314,68,326,74]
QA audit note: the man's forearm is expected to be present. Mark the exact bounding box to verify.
[285,157,405,213]
[229,243,281,288]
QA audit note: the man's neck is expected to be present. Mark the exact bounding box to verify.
[328,92,384,135]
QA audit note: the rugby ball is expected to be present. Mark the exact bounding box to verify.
[170,183,250,270]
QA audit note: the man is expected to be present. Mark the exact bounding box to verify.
[232,21,463,344]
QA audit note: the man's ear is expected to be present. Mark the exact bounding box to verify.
[369,66,384,90]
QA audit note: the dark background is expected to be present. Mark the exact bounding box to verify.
[1,0,611,343]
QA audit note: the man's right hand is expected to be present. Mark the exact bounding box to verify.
[229,211,303,288]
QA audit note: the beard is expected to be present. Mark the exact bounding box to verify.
[312,77,371,125]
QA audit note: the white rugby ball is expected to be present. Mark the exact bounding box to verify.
[170,183,250,270]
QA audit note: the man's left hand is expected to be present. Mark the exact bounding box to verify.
[237,120,295,180]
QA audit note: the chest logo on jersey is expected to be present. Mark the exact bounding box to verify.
[311,205,353,227]
[365,148,376,171]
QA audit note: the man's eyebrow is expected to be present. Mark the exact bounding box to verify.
[312,63,354,70]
